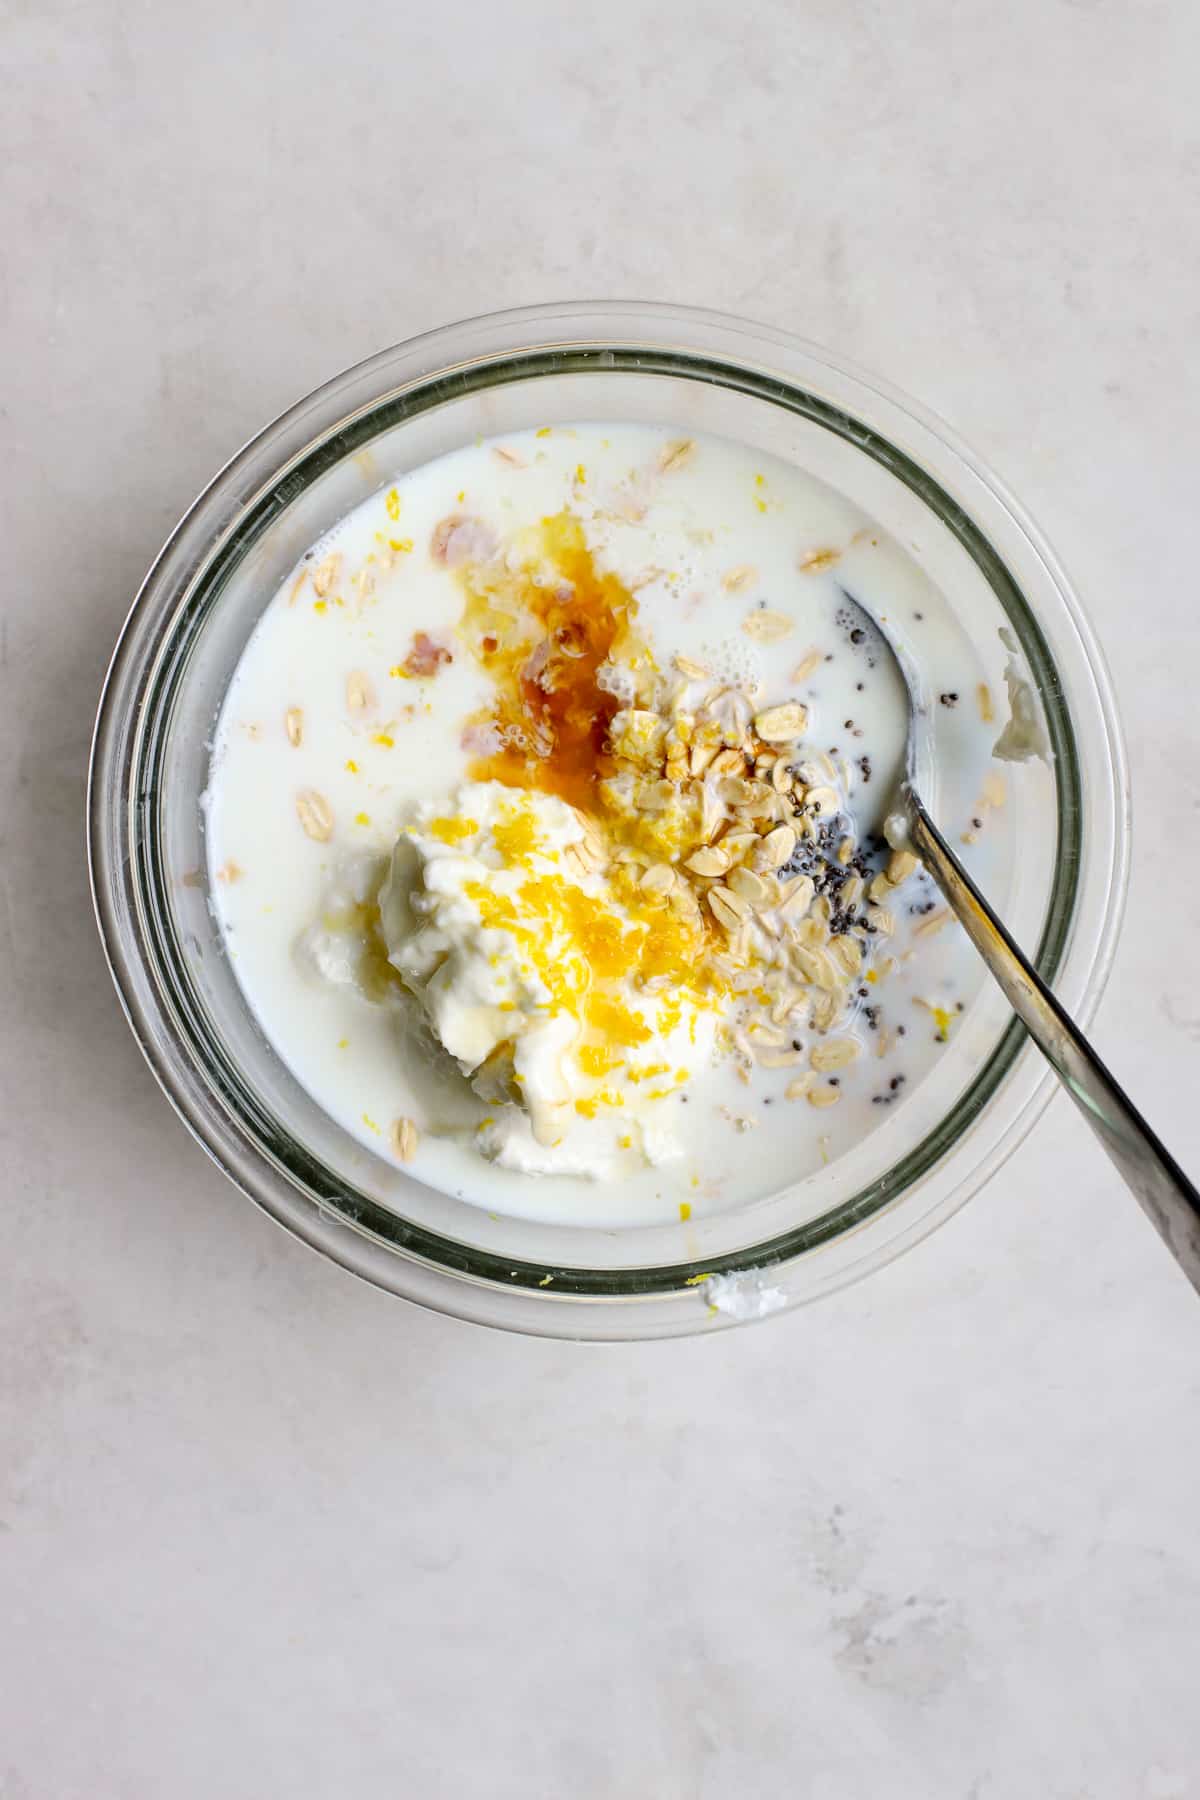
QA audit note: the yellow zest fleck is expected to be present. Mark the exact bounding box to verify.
[535,426,552,438]
[578,1043,622,1078]
[456,489,466,503]
[574,1098,598,1118]
[313,600,327,614]
[627,1062,669,1085]
[618,1134,633,1149]
[658,995,683,1035]
[362,1113,381,1133]
[389,537,413,553]
[385,487,401,520]
[336,1038,349,1049]
[354,812,370,826]
[525,878,626,977]
[754,473,765,486]
[684,1272,714,1286]
[866,968,878,984]
[575,463,587,485]
[491,809,539,861]
[429,815,479,845]
[931,1004,955,1041]
[345,759,359,773]
[679,1202,692,1222]
[586,995,652,1046]
[372,733,395,748]
[538,1274,554,1287]
[755,498,768,514]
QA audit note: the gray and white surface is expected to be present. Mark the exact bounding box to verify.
[3,3,1200,1794]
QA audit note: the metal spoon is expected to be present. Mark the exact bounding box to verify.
[838,586,1200,1294]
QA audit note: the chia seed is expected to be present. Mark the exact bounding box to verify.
[873,1072,908,1106]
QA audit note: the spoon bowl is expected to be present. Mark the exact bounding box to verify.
[835,583,1200,1293]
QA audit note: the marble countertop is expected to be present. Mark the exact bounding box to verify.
[4,2,1199,1794]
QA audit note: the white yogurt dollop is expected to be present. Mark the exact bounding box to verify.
[381,782,714,1179]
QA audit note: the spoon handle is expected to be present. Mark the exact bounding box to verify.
[907,797,1200,1293]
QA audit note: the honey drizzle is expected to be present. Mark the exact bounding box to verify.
[458,512,650,812]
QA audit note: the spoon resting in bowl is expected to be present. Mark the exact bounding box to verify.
[838,585,1200,1294]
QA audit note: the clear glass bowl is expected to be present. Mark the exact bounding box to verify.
[88,302,1129,1339]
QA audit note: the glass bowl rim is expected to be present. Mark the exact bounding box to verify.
[88,300,1130,1339]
